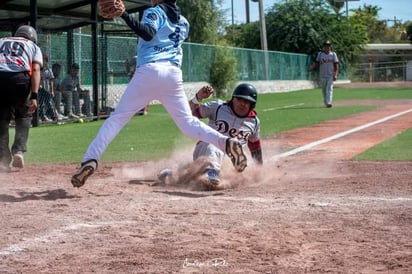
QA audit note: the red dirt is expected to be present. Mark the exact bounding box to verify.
[1,83,411,273]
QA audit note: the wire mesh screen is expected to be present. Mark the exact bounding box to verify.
[1,31,353,116]
[351,61,411,82]
[38,32,349,85]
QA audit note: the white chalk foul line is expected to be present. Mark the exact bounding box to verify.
[270,108,412,161]
[263,103,304,112]
[0,220,134,256]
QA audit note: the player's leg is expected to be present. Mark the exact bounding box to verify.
[81,90,92,116]
[72,67,152,187]
[0,72,13,169]
[54,91,65,120]
[326,77,334,107]
[0,108,12,170]
[72,90,81,116]
[11,101,32,168]
[320,78,329,107]
[193,141,224,184]
[37,88,47,120]
[62,90,75,117]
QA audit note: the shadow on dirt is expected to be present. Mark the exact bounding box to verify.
[153,190,224,198]
[0,189,76,202]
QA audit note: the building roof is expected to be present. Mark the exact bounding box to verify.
[0,0,151,32]
[363,44,412,58]
[365,44,412,50]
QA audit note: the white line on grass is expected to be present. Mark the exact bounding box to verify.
[263,103,304,112]
[270,108,412,161]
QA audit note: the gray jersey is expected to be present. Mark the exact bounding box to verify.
[0,37,43,74]
[316,51,338,78]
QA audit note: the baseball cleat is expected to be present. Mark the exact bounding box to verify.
[206,169,220,185]
[157,168,172,185]
[225,138,247,172]
[71,159,98,188]
[12,152,24,168]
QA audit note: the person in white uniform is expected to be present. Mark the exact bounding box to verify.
[71,0,247,188]
[159,83,263,186]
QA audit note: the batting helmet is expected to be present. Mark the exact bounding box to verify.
[232,83,258,109]
[14,25,38,44]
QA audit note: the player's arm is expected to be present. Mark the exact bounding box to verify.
[189,85,213,118]
[248,139,263,165]
[308,52,321,71]
[49,77,54,97]
[333,62,339,81]
[121,11,155,41]
[308,61,319,71]
[29,63,42,112]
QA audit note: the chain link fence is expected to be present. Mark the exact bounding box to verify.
[2,30,352,117]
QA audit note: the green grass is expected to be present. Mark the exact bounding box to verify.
[9,86,412,163]
[352,128,412,161]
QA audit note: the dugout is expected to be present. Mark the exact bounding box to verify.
[353,44,412,82]
[0,0,151,124]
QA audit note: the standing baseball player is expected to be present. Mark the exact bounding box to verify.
[308,40,339,108]
[0,25,43,171]
[38,54,57,122]
[71,0,247,187]
[159,83,263,186]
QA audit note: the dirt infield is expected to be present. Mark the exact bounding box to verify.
[1,93,412,273]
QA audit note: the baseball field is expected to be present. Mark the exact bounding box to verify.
[1,83,411,273]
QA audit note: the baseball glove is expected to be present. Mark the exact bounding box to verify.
[98,0,126,19]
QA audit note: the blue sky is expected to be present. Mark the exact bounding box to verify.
[221,0,412,26]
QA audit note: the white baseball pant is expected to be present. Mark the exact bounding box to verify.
[82,61,228,162]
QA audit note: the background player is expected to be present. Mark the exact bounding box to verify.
[0,25,43,171]
[308,40,339,108]
[71,0,247,188]
[38,53,57,122]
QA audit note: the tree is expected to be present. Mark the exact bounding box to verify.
[267,0,367,61]
[224,22,260,49]
[349,5,386,43]
[223,0,368,64]
[407,24,412,43]
[209,45,238,97]
[179,0,224,44]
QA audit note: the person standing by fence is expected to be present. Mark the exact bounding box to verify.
[38,54,57,123]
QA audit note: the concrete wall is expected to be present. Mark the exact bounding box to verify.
[85,80,350,109]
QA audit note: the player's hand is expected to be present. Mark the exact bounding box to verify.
[27,99,37,113]
[333,75,337,81]
[197,85,214,100]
